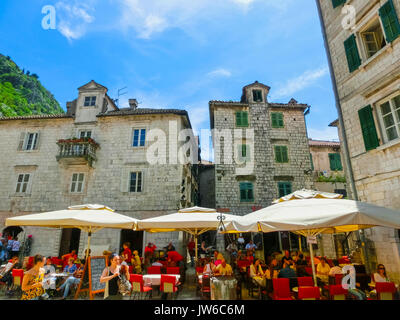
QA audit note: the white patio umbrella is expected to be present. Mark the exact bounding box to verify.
[137,206,238,262]
[226,190,400,286]
[5,204,138,259]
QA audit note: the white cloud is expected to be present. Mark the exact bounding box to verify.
[55,1,95,41]
[307,127,339,142]
[271,66,329,99]
[207,68,232,78]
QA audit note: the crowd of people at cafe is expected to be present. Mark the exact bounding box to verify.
[0,234,399,300]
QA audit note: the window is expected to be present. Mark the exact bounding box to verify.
[274,146,289,163]
[344,34,362,73]
[70,173,85,193]
[16,174,30,193]
[378,94,400,142]
[252,90,263,102]
[130,172,143,192]
[360,18,386,59]
[236,111,249,127]
[278,182,292,198]
[379,0,400,43]
[240,182,254,202]
[25,133,39,151]
[332,0,346,9]
[271,112,284,128]
[238,144,250,162]
[132,129,146,147]
[84,96,96,107]
[329,153,343,171]
[358,105,380,151]
[79,130,92,139]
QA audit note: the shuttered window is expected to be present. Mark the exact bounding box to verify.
[344,34,362,73]
[271,112,284,128]
[332,0,346,9]
[238,144,250,162]
[236,111,249,127]
[358,105,380,151]
[329,153,343,171]
[379,0,400,43]
[278,182,292,198]
[240,182,254,202]
[274,146,289,163]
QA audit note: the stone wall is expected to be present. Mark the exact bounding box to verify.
[318,0,400,280]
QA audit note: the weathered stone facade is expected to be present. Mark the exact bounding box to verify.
[317,0,400,280]
[209,81,314,253]
[0,80,198,257]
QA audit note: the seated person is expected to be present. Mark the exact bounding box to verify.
[63,257,78,275]
[43,256,57,291]
[269,258,280,279]
[245,250,254,265]
[144,242,157,266]
[371,264,399,299]
[249,259,264,278]
[203,258,215,275]
[295,254,309,277]
[329,259,343,276]
[245,240,257,253]
[151,259,164,267]
[316,257,331,285]
[278,262,296,279]
[167,250,183,267]
[164,242,176,253]
[214,252,224,266]
[214,259,233,276]
[281,250,294,267]
[56,264,84,300]
[0,256,21,294]
[121,242,132,265]
[61,250,77,267]
[131,250,142,274]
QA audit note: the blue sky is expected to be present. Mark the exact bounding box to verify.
[0,0,339,160]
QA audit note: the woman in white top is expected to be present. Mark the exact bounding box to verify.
[43,257,57,290]
[373,264,390,283]
[203,259,215,275]
[249,259,263,278]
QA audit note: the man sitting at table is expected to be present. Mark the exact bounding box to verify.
[56,264,84,300]
[43,256,57,292]
[215,258,233,276]
[167,250,183,267]
[278,262,296,279]
[144,242,157,266]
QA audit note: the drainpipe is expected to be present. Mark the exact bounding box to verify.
[315,0,370,273]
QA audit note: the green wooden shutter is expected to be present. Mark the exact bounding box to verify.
[282,146,288,162]
[242,112,248,126]
[344,34,361,73]
[358,105,380,151]
[275,146,289,163]
[271,113,278,127]
[332,0,346,9]
[335,153,343,171]
[275,146,282,163]
[278,113,284,127]
[236,112,241,126]
[379,0,400,43]
[278,182,292,197]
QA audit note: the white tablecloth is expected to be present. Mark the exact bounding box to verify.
[143,274,180,286]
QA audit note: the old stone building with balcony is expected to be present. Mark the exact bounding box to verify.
[317,0,400,280]
[209,81,314,255]
[0,80,199,257]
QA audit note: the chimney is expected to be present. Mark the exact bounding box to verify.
[128,99,138,110]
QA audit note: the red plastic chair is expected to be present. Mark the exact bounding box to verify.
[166,267,180,275]
[196,267,204,275]
[329,284,348,300]
[147,266,161,274]
[129,274,152,300]
[12,269,24,287]
[128,265,134,275]
[335,274,343,285]
[160,275,179,299]
[298,277,314,287]
[272,278,294,300]
[376,282,397,300]
[200,274,211,299]
[298,286,320,300]
[305,267,313,276]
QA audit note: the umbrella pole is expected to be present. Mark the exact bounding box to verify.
[309,240,317,287]
[195,230,198,266]
[299,236,302,252]
[86,229,92,261]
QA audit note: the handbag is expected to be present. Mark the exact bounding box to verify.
[118,274,131,296]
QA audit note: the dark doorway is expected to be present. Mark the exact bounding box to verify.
[59,228,81,257]
[263,232,280,257]
[2,226,23,238]
[119,230,144,256]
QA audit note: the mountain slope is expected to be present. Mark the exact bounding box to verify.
[0,54,64,117]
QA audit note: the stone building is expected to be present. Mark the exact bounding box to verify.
[209,81,314,255]
[0,80,199,258]
[309,138,347,195]
[317,0,400,279]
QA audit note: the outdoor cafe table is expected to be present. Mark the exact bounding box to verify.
[42,273,70,290]
[143,274,180,287]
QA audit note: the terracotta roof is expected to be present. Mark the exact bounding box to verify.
[97,108,188,117]
[309,139,340,147]
[0,114,70,121]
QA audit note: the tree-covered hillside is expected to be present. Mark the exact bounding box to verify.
[0,54,64,117]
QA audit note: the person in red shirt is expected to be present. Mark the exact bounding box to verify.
[167,250,183,267]
[144,242,157,266]
[121,242,132,265]
[61,250,77,267]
